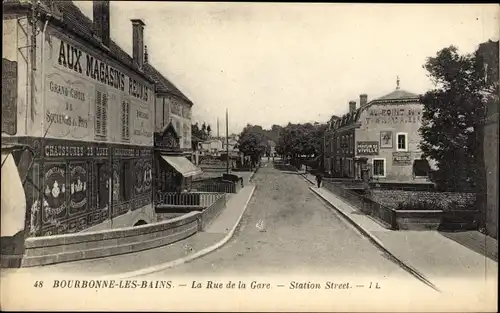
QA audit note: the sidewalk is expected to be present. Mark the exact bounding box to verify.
[308,182,498,293]
[1,180,257,279]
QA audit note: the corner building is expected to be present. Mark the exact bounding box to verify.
[2,0,156,239]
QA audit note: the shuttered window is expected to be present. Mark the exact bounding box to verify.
[95,90,108,139]
[121,99,130,141]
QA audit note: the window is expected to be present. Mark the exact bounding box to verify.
[397,133,408,151]
[95,90,108,139]
[349,134,353,153]
[373,158,386,177]
[121,99,130,141]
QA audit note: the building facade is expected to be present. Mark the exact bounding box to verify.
[2,1,157,239]
[355,88,432,184]
[324,84,434,185]
[148,62,193,156]
[146,54,201,195]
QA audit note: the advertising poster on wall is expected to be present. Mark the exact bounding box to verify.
[356,141,379,155]
[392,151,412,166]
[380,131,393,148]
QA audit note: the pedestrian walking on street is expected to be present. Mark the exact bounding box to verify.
[315,173,323,188]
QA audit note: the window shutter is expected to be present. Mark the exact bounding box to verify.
[102,93,108,137]
[121,100,126,140]
[95,90,102,136]
[126,102,130,139]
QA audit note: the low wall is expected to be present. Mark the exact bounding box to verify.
[200,194,227,229]
[21,212,200,267]
[395,210,443,231]
[323,181,450,231]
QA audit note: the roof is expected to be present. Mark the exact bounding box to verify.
[50,1,156,84]
[374,89,419,101]
[144,63,193,105]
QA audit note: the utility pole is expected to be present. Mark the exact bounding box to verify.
[226,108,229,174]
[217,117,220,139]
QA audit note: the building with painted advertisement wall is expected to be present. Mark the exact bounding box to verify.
[355,84,434,185]
[324,80,435,187]
[2,0,156,249]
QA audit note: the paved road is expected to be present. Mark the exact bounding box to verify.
[140,162,429,288]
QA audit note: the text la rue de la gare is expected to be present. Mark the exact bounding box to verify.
[42,279,381,290]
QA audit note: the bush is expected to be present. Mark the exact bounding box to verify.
[396,200,447,211]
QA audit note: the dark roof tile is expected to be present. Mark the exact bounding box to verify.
[144,63,193,105]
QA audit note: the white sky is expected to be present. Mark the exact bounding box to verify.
[74,2,499,134]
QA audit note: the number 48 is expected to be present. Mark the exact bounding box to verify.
[33,281,44,288]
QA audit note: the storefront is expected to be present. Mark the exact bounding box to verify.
[154,123,202,198]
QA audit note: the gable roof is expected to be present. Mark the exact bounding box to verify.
[36,1,155,84]
[144,63,193,105]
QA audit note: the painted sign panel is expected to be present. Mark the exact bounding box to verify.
[68,162,89,215]
[2,58,17,135]
[132,101,153,141]
[392,151,412,166]
[45,72,90,139]
[52,37,151,102]
[380,131,393,148]
[364,107,423,125]
[42,163,68,225]
[44,141,109,158]
[46,35,153,145]
[356,141,379,155]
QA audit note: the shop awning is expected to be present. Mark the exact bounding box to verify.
[1,152,27,237]
[161,155,203,177]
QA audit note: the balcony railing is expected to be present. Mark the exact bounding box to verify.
[155,192,225,209]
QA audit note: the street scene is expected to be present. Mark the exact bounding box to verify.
[1,1,498,312]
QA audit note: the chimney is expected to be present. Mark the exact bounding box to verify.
[131,19,146,70]
[349,101,356,113]
[360,94,368,107]
[93,1,110,47]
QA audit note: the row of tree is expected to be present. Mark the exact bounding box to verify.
[234,122,328,169]
[275,123,327,166]
[191,122,212,142]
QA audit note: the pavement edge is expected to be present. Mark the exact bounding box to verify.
[309,186,441,293]
[106,185,257,279]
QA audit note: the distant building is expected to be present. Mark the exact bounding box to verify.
[324,80,435,187]
[323,115,341,173]
[200,139,223,157]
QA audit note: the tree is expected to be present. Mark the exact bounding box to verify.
[206,125,212,138]
[419,41,498,229]
[238,126,267,165]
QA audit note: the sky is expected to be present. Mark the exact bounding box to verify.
[74,2,499,134]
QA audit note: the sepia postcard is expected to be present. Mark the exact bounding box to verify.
[1,1,498,312]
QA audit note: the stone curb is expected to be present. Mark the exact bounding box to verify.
[301,173,315,185]
[102,185,257,279]
[248,166,259,182]
[309,186,441,293]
